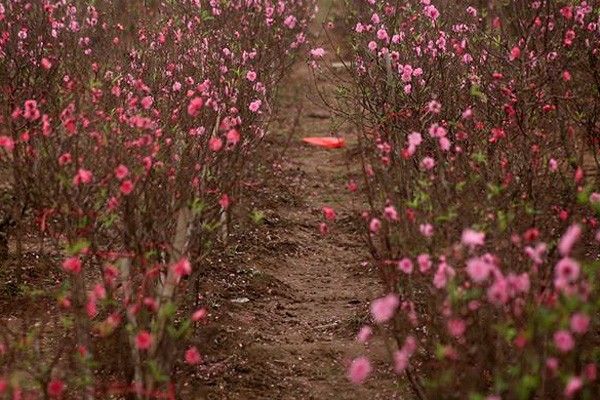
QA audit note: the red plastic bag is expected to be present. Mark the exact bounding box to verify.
[301,137,346,148]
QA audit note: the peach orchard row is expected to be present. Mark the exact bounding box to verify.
[315,1,600,399]
[0,0,315,398]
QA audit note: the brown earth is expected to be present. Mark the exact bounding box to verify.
[185,4,407,399]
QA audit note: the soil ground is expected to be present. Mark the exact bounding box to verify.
[192,74,404,400]
[188,4,407,399]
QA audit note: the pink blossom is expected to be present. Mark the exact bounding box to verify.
[553,330,575,353]
[427,100,441,114]
[192,308,207,322]
[23,99,40,121]
[310,48,325,58]
[319,223,329,235]
[209,137,223,152]
[115,165,128,180]
[41,58,52,69]
[86,298,97,317]
[421,157,435,170]
[466,257,493,283]
[62,257,82,274]
[284,15,297,29]
[135,331,153,350]
[398,258,414,274]
[120,180,134,195]
[246,71,257,81]
[173,257,192,279]
[348,357,371,384]
[185,346,202,365]
[226,129,240,145]
[558,224,581,256]
[462,228,485,247]
[570,313,590,335]
[585,363,597,380]
[140,96,153,110]
[575,167,584,182]
[73,168,93,185]
[376,29,389,41]
[322,206,336,221]
[92,284,106,300]
[419,223,434,237]
[447,318,466,337]
[417,254,432,273]
[439,137,451,151]
[143,297,158,312]
[506,273,530,294]
[369,218,381,233]
[524,242,547,264]
[546,357,559,372]
[0,136,14,151]
[394,350,409,373]
[487,278,509,305]
[424,5,440,20]
[554,257,580,287]
[187,97,204,117]
[564,376,583,398]
[217,194,229,212]
[370,293,399,323]
[47,380,64,398]
[356,326,373,343]
[384,205,398,221]
[408,131,422,147]
[249,100,262,112]
[560,6,573,19]
[509,46,521,61]
[433,261,454,289]
[403,336,417,354]
[564,29,576,46]
[107,197,120,212]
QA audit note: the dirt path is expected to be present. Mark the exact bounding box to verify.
[194,6,405,399]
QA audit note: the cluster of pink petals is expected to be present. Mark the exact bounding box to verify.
[370,293,399,323]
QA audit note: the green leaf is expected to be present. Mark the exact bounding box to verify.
[470,84,488,103]
[473,151,487,165]
[190,198,207,215]
[517,375,539,400]
[60,315,74,330]
[249,210,265,224]
[147,360,170,383]
[487,183,503,198]
[577,185,593,204]
[102,213,117,228]
[67,239,91,255]
[159,301,177,320]
[455,181,467,192]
